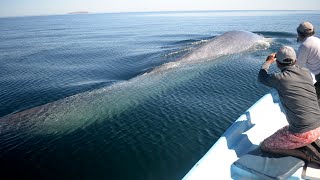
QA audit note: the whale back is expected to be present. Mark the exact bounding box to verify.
[181,31,264,62]
[0,31,269,135]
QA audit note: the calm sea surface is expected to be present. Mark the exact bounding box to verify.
[0,11,320,179]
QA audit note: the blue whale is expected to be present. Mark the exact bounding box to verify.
[0,31,269,135]
[147,31,268,74]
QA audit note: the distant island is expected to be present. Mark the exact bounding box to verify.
[68,11,89,14]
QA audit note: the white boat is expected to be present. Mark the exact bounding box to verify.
[183,90,320,179]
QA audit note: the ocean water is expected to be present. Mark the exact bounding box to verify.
[0,11,320,179]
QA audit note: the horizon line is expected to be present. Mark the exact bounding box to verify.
[1,9,320,18]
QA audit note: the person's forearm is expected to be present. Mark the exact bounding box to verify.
[258,53,276,87]
[261,61,271,71]
[258,61,273,87]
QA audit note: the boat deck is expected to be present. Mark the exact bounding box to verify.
[183,90,320,179]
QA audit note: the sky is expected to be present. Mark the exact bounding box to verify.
[0,0,319,17]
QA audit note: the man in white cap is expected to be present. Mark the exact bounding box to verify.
[258,46,320,164]
[296,21,320,98]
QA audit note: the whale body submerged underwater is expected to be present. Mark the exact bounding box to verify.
[0,31,269,135]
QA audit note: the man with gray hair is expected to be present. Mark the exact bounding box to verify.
[296,21,320,98]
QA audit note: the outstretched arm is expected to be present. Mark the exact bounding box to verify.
[258,53,278,87]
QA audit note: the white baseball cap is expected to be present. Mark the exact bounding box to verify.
[297,21,314,34]
[276,46,296,64]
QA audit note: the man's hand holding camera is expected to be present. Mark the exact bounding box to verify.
[266,53,276,64]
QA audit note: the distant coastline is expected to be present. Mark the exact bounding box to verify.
[68,11,89,14]
[1,10,320,18]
